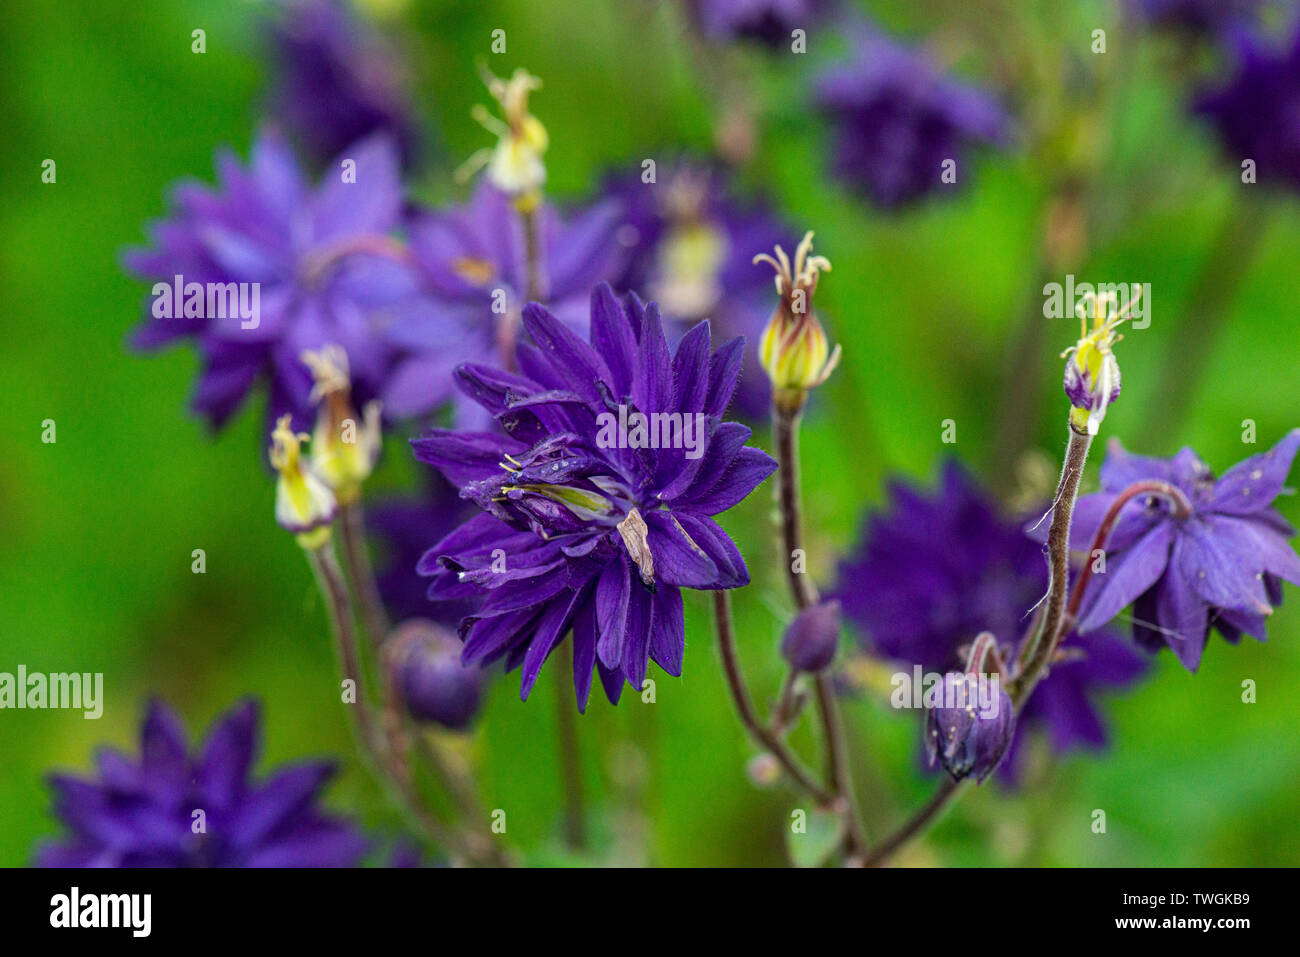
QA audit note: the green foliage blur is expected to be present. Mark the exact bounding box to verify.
[2,0,1298,867]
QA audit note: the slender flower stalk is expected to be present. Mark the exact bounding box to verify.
[772,398,868,860]
[712,590,834,803]
[865,426,1093,865]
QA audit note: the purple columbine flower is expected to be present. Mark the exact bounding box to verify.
[412,283,776,708]
[124,127,410,430]
[34,699,368,868]
[925,671,1015,783]
[1195,23,1300,192]
[686,0,832,47]
[382,182,626,424]
[1063,431,1300,671]
[605,162,793,417]
[265,0,422,169]
[832,461,1147,779]
[816,28,1012,209]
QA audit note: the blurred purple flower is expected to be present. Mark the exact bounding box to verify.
[1196,23,1300,192]
[35,699,367,867]
[266,0,422,168]
[832,461,1147,780]
[412,284,775,708]
[368,474,473,626]
[606,163,793,417]
[124,128,412,430]
[393,622,486,730]
[1064,432,1300,671]
[382,182,626,425]
[686,0,832,47]
[1131,0,1262,34]
[816,29,1012,209]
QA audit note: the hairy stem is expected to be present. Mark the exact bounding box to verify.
[865,424,1093,866]
[772,397,869,858]
[712,591,835,804]
[338,500,390,648]
[306,544,469,859]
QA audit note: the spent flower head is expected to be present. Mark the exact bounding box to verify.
[459,66,548,199]
[1061,287,1140,436]
[301,343,381,504]
[754,231,840,401]
[271,414,337,547]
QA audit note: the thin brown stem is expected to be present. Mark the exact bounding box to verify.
[712,590,834,804]
[338,500,390,648]
[306,544,469,859]
[772,397,869,857]
[1064,478,1193,630]
[863,779,962,867]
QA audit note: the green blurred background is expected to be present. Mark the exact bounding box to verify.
[3,0,1298,866]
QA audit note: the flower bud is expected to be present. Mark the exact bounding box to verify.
[754,232,841,397]
[301,344,381,504]
[780,600,841,673]
[1061,289,1138,436]
[924,671,1014,783]
[269,414,336,548]
[394,622,484,731]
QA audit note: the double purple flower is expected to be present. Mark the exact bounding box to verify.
[1065,431,1300,671]
[35,700,367,868]
[816,28,1012,209]
[413,284,775,708]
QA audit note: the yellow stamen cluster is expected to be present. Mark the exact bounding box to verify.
[1061,288,1139,436]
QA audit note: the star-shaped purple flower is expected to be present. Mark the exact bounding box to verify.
[1065,431,1300,671]
[125,128,411,429]
[412,283,776,708]
[382,182,626,425]
[832,461,1147,779]
[816,28,1012,209]
[605,162,793,417]
[34,699,368,868]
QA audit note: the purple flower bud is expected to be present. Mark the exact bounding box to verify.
[395,623,484,731]
[925,672,1015,783]
[780,600,842,673]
